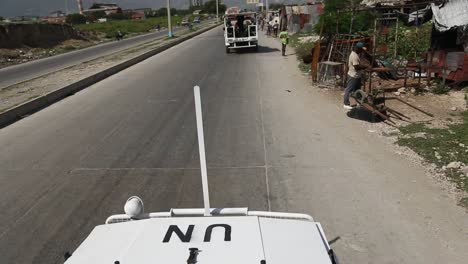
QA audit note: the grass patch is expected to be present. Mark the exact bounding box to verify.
[398,113,468,206]
[298,62,310,73]
[76,17,182,38]
[431,83,450,94]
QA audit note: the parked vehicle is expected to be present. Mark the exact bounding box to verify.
[193,16,201,23]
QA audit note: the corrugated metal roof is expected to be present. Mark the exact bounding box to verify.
[361,0,406,6]
[432,0,468,32]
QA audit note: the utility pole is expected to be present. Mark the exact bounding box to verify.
[76,0,83,15]
[167,0,173,37]
[216,0,219,22]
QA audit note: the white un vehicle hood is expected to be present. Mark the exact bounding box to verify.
[64,86,338,264]
[65,208,336,264]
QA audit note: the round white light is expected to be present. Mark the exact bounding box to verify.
[124,196,144,217]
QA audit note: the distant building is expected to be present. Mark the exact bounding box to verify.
[42,16,66,24]
[190,0,203,7]
[42,10,66,24]
[49,11,66,18]
[89,3,120,9]
[131,11,146,20]
[134,8,152,13]
[84,3,122,15]
[9,16,40,22]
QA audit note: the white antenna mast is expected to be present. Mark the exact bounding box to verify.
[194,86,211,216]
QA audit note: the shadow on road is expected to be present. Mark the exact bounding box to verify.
[346,107,383,123]
[257,46,281,53]
[232,46,280,54]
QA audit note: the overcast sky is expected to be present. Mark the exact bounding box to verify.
[0,0,295,17]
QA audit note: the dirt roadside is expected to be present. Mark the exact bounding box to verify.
[316,85,468,206]
[282,29,468,207]
[260,32,468,263]
[0,31,106,69]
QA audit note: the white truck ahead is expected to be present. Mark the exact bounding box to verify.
[224,8,258,53]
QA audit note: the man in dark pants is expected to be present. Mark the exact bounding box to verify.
[344,42,368,110]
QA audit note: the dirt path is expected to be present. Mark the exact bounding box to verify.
[260,32,468,263]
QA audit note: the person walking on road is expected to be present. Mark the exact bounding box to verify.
[273,21,279,37]
[279,30,289,56]
[343,42,368,110]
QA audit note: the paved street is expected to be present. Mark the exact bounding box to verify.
[0,22,210,89]
[0,27,467,264]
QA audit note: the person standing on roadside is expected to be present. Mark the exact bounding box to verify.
[279,30,289,56]
[343,42,368,110]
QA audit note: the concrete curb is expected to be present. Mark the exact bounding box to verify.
[0,23,220,129]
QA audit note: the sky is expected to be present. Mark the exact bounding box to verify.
[0,0,189,17]
[0,0,269,17]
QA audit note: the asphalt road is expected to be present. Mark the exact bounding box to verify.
[0,28,467,264]
[0,22,210,89]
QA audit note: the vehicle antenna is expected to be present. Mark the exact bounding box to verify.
[194,86,211,216]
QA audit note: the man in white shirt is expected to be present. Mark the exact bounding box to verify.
[344,42,368,110]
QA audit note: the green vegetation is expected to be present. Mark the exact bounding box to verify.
[398,112,468,206]
[288,33,316,73]
[66,14,86,25]
[203,0,227,14]
[314,0,375,35]
[108,13,133,20]
[289,34,315,60]
[431,83,451,94]
[376,22,432,61]
[86,11,107,22]
[76,17,182,38]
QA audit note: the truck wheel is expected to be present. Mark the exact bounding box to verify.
[226,47,230,54]
[254,45,259,52]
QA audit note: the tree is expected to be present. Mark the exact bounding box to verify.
[66,14,86,24]
[177,9,192,16]
[108,12,132,20]
[155,8,167,17]
[314,0,374,35]
[269,3,283,10]
[85,11,106,23]
[203,0,226,14]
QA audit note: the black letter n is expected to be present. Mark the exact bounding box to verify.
[163,225,194,243]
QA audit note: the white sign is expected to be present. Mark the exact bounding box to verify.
[246,0,259,4]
